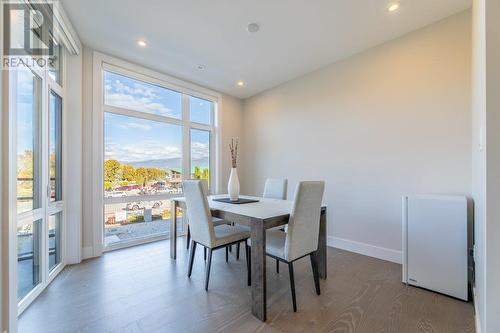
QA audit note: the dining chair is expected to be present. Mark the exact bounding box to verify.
[263,178,288,200]
[183,180,251,291]
[247,181,325,312]
[263,178,288,273]
[185,180,236,260]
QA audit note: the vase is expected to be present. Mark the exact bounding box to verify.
[228,168,240,201]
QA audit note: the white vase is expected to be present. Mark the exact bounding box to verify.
[228,168,240,201]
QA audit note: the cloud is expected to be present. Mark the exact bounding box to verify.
[104,78,180,118]
[105,139,209,164]
[191,142,210,160]
[118,122,152,131]
[105,140,182,163]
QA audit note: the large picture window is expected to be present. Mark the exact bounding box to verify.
[101,68,217,248]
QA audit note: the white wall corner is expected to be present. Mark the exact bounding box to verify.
[82,247,95,260]
[328,236,402,264]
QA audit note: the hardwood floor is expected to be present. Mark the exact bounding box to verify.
[18,238,475,333]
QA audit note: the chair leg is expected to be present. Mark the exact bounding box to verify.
[186,226,191,250]
[245,241,251,286]
[204,247,207,261]
[288,262,297,312]
[236,242,240,260]
[205,249,213,291]
[276,259,279,274]
[225,246,229,262]
[310,253,321,295]
[187,240,196,277]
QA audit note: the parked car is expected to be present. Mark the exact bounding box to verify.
[106,191,127,198]
[126,201,162,211]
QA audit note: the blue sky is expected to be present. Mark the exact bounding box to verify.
[17,69,211,172]
[17,70,37,157]
[104,71,182,118]
[104,71,211,171]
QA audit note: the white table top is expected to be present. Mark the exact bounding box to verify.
[173,194,326,220]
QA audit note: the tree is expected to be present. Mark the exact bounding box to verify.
[202,168,209,181]
[104,160,121,182]
[193,166,201,179]
[104,181,113,190]
[135,167,148,186]
[121,165,136,182]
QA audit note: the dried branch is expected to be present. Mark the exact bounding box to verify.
[229,138,238,168]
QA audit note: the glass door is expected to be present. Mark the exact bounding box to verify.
[15,69,43,302]
[13,68,65,313]
[48,89,63,272]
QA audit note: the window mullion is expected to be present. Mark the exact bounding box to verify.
[182,94,191,181]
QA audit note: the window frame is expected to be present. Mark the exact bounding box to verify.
[10,52,67,316]
[93,52,221,253]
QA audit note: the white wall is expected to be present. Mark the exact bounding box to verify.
[242,11,472,263]
[218,95,244,193]
[64,50,84,264]
[471,1,486,330]
[81,47,94,258]
[472,0,500,332]
[81,48,244,258]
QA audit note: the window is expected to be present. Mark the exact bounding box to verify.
[48,43,63,85]
[48,213,62,271]
[189,96,213,125]
[101,69,216,249]
[17,219,42,301]
[190,129,211,186]
[104,71,182,119]
[12,47,65,312]
[49,91,63,202]
[16,69,42,214]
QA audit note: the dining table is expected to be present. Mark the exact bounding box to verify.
[170,194,328,322]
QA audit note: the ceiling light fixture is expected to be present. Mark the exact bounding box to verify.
[137,39,147,47]
[247,23,260,33]
[237,81,245,87]
[388,3,400,12]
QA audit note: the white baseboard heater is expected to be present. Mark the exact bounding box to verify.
[402,195,469,301]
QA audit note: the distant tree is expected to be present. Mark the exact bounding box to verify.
[121,165,136,182]
[202,168,209,181]
[17,150,34,178]
[193,166,201,179]
[135,167,148,186]
[104,160,121,182]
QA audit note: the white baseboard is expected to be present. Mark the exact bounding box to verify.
[328,236,402,264]
[473,286,481,333]
[82,246,94,260]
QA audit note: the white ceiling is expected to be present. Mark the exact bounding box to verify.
[61,0,471,99]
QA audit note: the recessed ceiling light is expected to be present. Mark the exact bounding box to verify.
[247,23,260,33]
[237,81,245,87]
[196,64,206,70]
[388,3,400,12]
[137,39,147,47]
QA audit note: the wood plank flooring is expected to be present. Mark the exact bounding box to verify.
[18,238,475,333]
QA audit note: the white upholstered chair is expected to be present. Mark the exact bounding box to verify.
[185,179,238,260]
[183,180,250,290]
[263,178,288,272]
[263,178,288,200]
[248,181,325,311]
